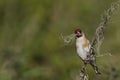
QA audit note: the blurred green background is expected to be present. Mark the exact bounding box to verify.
[0,0,120,80]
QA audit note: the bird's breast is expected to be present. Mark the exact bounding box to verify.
[76,42,88,60]
[75,36,90,60]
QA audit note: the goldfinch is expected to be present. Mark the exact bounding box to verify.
[75,29,101,75]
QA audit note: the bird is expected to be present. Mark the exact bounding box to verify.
[75,29,101,75]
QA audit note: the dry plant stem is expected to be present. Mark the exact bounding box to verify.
[80,66,89,80]
[90,0,120,55]
[96,53,112,57]
[61,33,75,44]
[79,73,89,80]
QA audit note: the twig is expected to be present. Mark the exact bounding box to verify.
[79,72,89,80]
[60,33,75,44]
[96,53,113,57]
[90,0,120,55]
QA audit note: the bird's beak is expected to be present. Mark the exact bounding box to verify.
[77,32,81,36]
[75,32,82,38]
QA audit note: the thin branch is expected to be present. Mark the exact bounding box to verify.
[96,53,113,57]
[60,33,75,44]
[90,0,120,55]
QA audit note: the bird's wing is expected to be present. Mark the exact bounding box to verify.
[82,38,90,53]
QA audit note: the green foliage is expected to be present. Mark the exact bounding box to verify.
[0,0,120,80]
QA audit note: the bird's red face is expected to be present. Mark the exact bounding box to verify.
[74,29,82,38]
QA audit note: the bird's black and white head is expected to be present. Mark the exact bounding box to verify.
[74,29,83,38]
